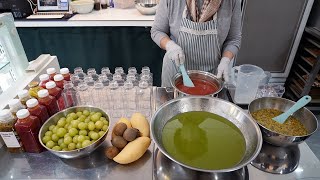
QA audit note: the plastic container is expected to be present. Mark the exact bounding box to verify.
[87,68,96,76]
[28,81,43,99]
[0,109,24,153]
[62,83,79,108]
[115,67,126,80]
[26,99,49,125]
[38,89,59,116]
[137,80,151,117]
[101,67,113,81]
[46,81,66,111]
[109,81,122,118]
[77,82,93,106]
[39,74,50,89]
[17,89,32,106]
[74,67,83,74]
[15,109,43,153]
[123,81,136,117]
[60,68,71,81]
[54,74,65,89]
[46,68,57,81]
[8,99,26,117]
[113,73,124,86]
[93,81,104,109]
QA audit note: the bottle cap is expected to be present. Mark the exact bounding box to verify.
[60,68,70,75]
[0,109,13,123]
[54,74,64,81]
[8,99,22,108]
[38,89,49,98]
[16,109,30,119]
[46,68,56,75]
[46,81,56,89]
[26,99,39,108]
[39,74,49,82]
[17,90,29,99]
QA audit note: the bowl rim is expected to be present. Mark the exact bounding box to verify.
[151,95,263,173]
[38,106,110,153]
[170,70,224,96]
[248,97,319,138]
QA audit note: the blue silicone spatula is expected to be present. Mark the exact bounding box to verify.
[272,95,312,124]
[179,64,195,87]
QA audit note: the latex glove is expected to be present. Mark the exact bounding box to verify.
[165,40,185,66]
[216,57,231,82]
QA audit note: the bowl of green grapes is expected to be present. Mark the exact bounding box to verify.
[39,106,110,159]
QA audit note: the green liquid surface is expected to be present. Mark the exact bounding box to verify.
[162,111,246,170]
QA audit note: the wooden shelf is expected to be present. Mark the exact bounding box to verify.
[305,27,320,40]
[296,63,310,74]
[306,37,320,49]
[304,47,320,58]
[293,70,307,84]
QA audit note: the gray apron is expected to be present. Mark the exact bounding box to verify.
[161,7,221,87]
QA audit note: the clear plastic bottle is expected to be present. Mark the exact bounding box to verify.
[87,68,96,76]
[93,81,104,109]
[70,75,81,87]
[8,99,26,117]
[109,81,122,118]
[17,90,32,106]
[123,81,136,117]
[62,83,79,108]
[99,75,110,110]
[101,67,113,80]
[77,82,93,106]
[140,73,153,86]
[137,80,151,117]
[113,73,124,86]
[39,74,50,89]
[74,67,86,80]
[46,68,56,81]
[126,74,139,86]
[115,67,126,80]
[26,99,49,125]
[128,67,139,80]
[0,109,24,153]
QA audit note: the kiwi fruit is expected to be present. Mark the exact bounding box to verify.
[113,123,127,136]
[123,128,139,142]
[105,146,120,159]
[111,136,128,149]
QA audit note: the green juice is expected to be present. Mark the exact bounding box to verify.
[162,111,246,170]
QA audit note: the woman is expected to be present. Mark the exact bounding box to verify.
[151,0,242,87]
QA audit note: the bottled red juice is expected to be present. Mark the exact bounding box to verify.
[60,68,71,81]
[46,81,66,110]
[46,68,56,81]
[15,109,43,153]
[54,74,64,89]
[38,89,59,116]
[26,99,49,125]
[39,74,50,89]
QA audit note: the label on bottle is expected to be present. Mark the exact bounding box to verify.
[0,132,21,148]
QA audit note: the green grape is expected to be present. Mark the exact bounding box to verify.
[79,130,88,136]
[83,110,90,116]
[102,120,109,126]
[78,116,86,122]
[77,135,85,142]
[57,118,66,127]
[95,112,102,118]
[58,138,64,145]
[76,142,82,149]
[52,146,61,151]
[62,148,69,151]
[70,112,78,120]
[49,125,55,131]
[82,140,91,148]
[68,143,76,150]
[71,120,80,128]
[57,128,67,137]
[84,118,91,123]
[78,122,88,130]
[60,143,67,149]
[94,129,100,133]
[46,140,55,149]
[64,136,73,145]
[98,131,105,137]
[90,114,99,122]
[64,123,69,129]
[102,125,108,131]
[76,111,83,117]
[45,131,53,137]
[73,135,78,143]
[88,122,95,131]
[84,136,90,140]
[66,117,73,123]
[51,134,59,142]
[52,126,59,134]
[88,131,95,138]
[69,128,79,137]
[64,133,70,137]
[90,112,95,116]
[67,125,73,130]
[95,121,104,130]
[100,117,107,121]
[90,132,99,140]
[42,135,51,144]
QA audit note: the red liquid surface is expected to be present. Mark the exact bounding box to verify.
[48,87,66,110]
[15,116,43,153]
[28,104,49,125]
[38,95,59,116]
[176,79,218,95]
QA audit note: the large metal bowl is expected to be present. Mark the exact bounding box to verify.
[248,97,318,147]
[38,106,110,159]
[171,70,223,98]
[151,96,263,173]
[135,0,158,15]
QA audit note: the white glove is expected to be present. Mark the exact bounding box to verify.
[164,40,185,66]
[216,57,231,82]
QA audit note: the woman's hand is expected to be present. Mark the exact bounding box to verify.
[216,57,231,82]
[164,40,185,66]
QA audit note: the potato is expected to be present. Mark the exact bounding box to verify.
[113,137,151,164]
[117,117,132,128]
[130,113,150,137]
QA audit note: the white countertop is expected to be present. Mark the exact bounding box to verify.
[14,9,155,27]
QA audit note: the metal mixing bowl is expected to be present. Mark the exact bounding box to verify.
[248,97,318,147]
[39,106,110,159]
[171,70,223,98]
[135,0,158,15]
[151,96,263,173]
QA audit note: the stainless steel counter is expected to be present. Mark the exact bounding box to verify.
[0,88,319,180]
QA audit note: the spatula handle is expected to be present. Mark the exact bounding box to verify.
[286,95,312,115]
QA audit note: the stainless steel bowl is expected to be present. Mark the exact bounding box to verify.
[135,0,158,15]
[38,106,110,159]
[248,97,318,147]
[171,70,223,98]
[151,96,263,173]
